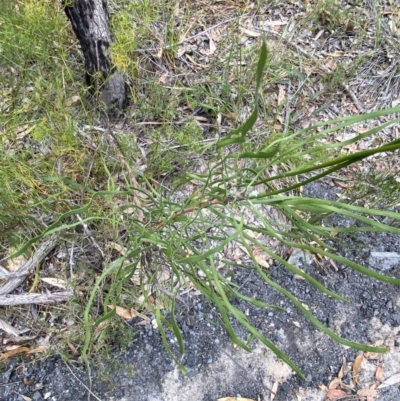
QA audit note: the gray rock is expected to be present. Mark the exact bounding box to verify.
[288,248,313,268]
[32,391,44,401]
[369,251,400,271]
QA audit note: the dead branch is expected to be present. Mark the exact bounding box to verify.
[0,236,58,296]
[0,291,73,306]
[0,269,33,279]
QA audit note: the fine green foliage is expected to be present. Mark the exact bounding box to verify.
[1,0,400,380]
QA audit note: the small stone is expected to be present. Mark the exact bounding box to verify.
[288,249,312,268]
[369,252,400,271]
[32,391,44,401]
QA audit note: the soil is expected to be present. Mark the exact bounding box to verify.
[1,182,400,401]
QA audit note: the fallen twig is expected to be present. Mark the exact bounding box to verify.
[0,269,33,279]
[0,318,21,337]
[63,359,103,401]
[0,236,58,296]
[0,291,73,306]
[75,214,105,258]
[342,84,366,114]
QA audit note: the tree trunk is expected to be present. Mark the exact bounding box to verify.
[63,0,128,113]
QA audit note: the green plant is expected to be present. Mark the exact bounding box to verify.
[2,0,400,382]
[9,41,400,379]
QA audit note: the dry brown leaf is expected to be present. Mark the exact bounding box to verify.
[157,269,170,283]
[173,0,179,16]
[357,388,378,398]
[250,246,272,268]
[66,95,80,106]
[186,54,206,68]
[207,34,217,55]
[0,346,30,361]
[277,85,286,106]
[236,243,250,257]
[107,242,127,255]
[348,104,359,114]
[389,19,400,36]
[334,180,348,189]
[338,357,346,380]
[271,380,279,401]
[375,366,384,382]
[324,58,337,71]
[270,20,287,28]
[352,354,364,385]
[14,125,34,137]
[239,27,261,37]
[210,28,223,42]
[26,345,48,354]
[41,278,68,289]
[67,342,78,355]
[130,276,142,286]
[4,253,27,272]
[254,255,271,268]
[328,377,342,389]
[155,44,165,58]
[369,382,379,390]
[189,179,203,186]
[327,51,345,57]
[328,259,339,272]
[319,384,329,392]
[364,351,381,360]
[108,305,150,322]
[326,389,347,400]
[108,305,134,320]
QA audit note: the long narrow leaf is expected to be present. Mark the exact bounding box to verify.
[211,258,305,378]
[156,306,187,375]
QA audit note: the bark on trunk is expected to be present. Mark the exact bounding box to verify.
[63,0,128,113]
